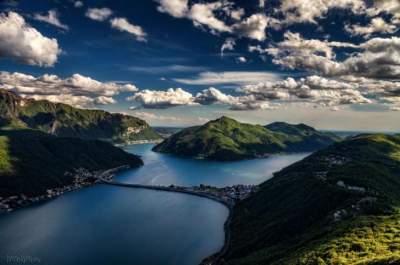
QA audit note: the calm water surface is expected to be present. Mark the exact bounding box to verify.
[0,186,228,265]
[117,144,309,187]
[0,144,308,265]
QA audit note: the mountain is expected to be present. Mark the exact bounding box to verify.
[0,129,143,198]
[153,116,339,161]
[0,89,160,143]
[266,122,341,151]
[223,134,400,265]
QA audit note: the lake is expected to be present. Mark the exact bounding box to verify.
[117,144,309,187]
[0,144,308,265]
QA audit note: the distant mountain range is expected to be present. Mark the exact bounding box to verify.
[223,134,400,264]
[0,89,160,143]
[153,116,340,161]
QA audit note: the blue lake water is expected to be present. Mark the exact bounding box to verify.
[0,144,308,265]
[117,144,309,187]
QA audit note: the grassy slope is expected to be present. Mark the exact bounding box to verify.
[0,129,143,197]
[266,122,342,151]
[224,134,400,265]
[0,89,160,143]
[153,116,339,161]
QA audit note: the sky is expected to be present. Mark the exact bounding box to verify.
[0,0,400,131]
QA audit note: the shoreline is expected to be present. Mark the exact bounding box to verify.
[1,166,247,265]
[98,179,249,265]
[0,165,132,214]
[115,139,163,146]
[200,206,233,265]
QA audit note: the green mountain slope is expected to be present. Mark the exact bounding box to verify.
[0,129,143,197]
[223,134,400,265]
[153,116,339,161]
[0,89,160,143]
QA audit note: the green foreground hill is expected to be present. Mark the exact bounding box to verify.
[153,116,340,161]
[0,129,143,197]
[0,89,160,143]
[223,134,400,265]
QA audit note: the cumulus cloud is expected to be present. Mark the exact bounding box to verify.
[173,71,281,85]
[156,0,189,18]
[195,87,276,110]
[253,32,400,80]
[195,87,237,105]
[0,71,137,108]
[156,0,273,40]
[342,37,400,78]
[189,2,232,33]
[239,75,372,107]
[259,32,357,75]
[127,74,400,111]
[0,12,61,67]
[367,0,400,23]
[34,9,69,30]
[85,7,113,21]
[127,88,196,108]
[278,0,365,25]
[127,86,276,111]
[345,17,397,38]
[110,17,147,42]
[232,14,270,41]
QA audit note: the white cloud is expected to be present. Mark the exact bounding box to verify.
[232,14,270,41]
[236,56,247,63]
[155,0,274,40]
[34,9,69,30]
[156,0,188,18]
[74,1,84,8]
[126,73,400,111]
[345,17,397,38]
[173,71,281,85]
[132,111,182,122]
[278,0,365,24]
[343,36,400,78]
[239,75,372,107]
[195,87,238,105]
[95,96,117,105]
[229,8,245,21]
[257,32,400,79]
[0,71,137,107]
[128,86,276,110]
[85,7,113,21]
[0,12,61,67]
[110,17,147,42]
[220,38,235,58]
[128,64,207,73]
[195,87,276,110]
[26,94,95,108]
[367,0,400,24]
[189,2,231,33]
[257,32,357,75]
[128,88,196,108]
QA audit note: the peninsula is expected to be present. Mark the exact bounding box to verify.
[153,116,340,161]
[0,129,143,212]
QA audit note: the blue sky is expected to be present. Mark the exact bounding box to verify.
[0,0,400,131]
